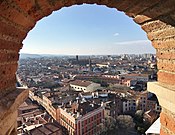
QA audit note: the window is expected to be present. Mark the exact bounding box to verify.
[94,115,96,119]
[91,117,93,121]
[88,118,90,123]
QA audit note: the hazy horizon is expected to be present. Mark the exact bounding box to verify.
[20,52,156,56]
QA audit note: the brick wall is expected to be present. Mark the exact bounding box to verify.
[0,0,175,134]
[160,108,175,135]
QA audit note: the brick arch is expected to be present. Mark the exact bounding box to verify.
[0,0,175,134]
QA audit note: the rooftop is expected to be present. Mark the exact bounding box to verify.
[70,80,92,87]
[29,122,67,135]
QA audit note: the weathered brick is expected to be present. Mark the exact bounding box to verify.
[0,63,18,78]
[158,71,175,85]
[152,40,175,49]
[158,14,175,27]
[26,3,45,21]
[0,39,22,51]
[170,13,175,22]
[157,59,175,72]
[37,0,53,17]
[12,0,34,12]
[127,0,160,15]
[0,52,19,63]
[142,0,175,19]
[115,0,138,11]
[0,20,27,40]
[134,15,152,24]
[157,49,175,60]
[141,20,171,33]
[0,1,35,29]
[160,128,170,135]
[147,27,175,41]
[47,0,66,11]
[160,112,175,134]
[0,77,16,94]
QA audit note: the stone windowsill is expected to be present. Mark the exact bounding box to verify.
[0,87,29,120]
[147,82,175,113]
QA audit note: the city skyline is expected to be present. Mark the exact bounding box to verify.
[21,4,156,55]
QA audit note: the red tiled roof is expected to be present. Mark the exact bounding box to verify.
[70,80,91,87]
[30,122,63,135]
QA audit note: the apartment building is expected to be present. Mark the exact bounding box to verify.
[70,80,100,92]
[122,98,137,113]
[58,102,104,135]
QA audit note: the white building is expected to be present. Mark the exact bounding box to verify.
[122,98,136,113]
[70,80,100,92]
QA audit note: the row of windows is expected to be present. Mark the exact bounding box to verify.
[81,112,102,126]
[82,119,102,133]
[124,106,136,111]
[140,97,146,100]
[82,123,101,135]
[60,120,75,135]
[60,114,75,128]
[71,86,86,90]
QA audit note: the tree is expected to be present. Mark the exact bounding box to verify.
[115,115,136,135]
[134,110,151,134]
[116,115,135,129]
[99,116,117,135]
[104,116,116,131]
[135,110,144,122]
[99,115,137,135]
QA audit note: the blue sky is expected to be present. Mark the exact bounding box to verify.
[21,4,155,55]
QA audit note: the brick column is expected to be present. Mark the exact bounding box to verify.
[147,28,175,135]
[133,11,175,134]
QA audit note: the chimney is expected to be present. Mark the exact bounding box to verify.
[96,92,99,97]
[80,109,83,114]
[101,102,104,107]
[77,112,80,117]
[92,92,94,98]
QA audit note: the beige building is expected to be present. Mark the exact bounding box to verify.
[70,80,100,92]
[29,90,57,120]
[119,73,150,82]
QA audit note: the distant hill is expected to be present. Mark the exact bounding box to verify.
[19,53,67,59]
[19,53,42,59]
